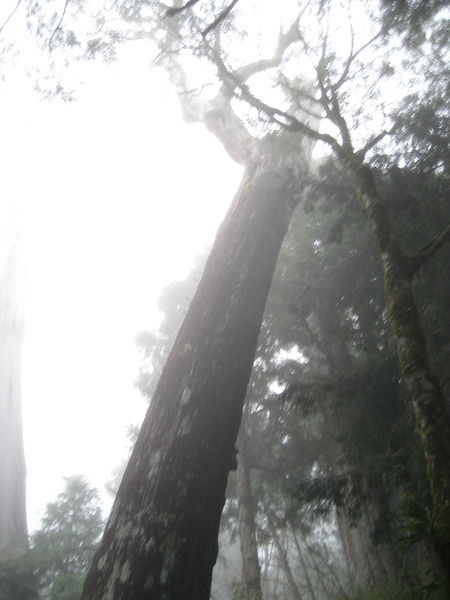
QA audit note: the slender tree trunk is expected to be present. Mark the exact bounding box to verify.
[336,502,394,588]
[81,141,312,599]
[349,160,450,574]
[261,542,276,597]
[290,525,317,600]
[266,512,303,600]
[306,298,401,586]
[236,427,262,600]
[0,323,27,564]
[268,552,281,599]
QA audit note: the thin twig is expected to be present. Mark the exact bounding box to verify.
[332,28,383,93]
[202,0,239,37]
[49,0,69,53]
[0,0,21,36]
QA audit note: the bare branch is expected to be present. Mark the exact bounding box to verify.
[235,80,341,154]
[409,224,450,275]
[199,41,344,154]
[0,0,21,36]
[356,122,397,158]
[313,35,336,123]
[165,0,202,18]
[330,90,353,149]
[234,17,301,82]
[331,28,384,93]
[308,35,355,152]
[49,0,70,53]
[202,0,239,37]
[314,60,352,151]
[166,0,239,37]
[330,17,355,93]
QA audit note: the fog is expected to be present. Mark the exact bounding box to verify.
[2,2,449,598]
[1,55,242,530]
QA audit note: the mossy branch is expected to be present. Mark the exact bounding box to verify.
[409,224,450,275]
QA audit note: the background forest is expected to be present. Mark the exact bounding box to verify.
[1,0,449,599]
[134,155,450,599]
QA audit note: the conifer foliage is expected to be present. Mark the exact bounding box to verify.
[30,476,104,600]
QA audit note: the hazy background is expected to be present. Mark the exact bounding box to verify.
[1,52,243,530]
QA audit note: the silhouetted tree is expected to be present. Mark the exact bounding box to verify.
[0,223,36,600]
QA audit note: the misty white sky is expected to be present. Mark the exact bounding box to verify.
[1,49,243,530]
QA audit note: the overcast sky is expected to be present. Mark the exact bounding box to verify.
[1,48,243,530]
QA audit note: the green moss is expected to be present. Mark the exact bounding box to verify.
[351,162,450,583]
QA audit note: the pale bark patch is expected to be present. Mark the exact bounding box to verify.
[179,416,191,436]
[181,388,192,405]
[148,451,162,478]
[120,560,131,584]
[160,546,177,585]
[97,553,108,571]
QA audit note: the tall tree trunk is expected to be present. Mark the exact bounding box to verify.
[81,137,313,599]
[236,426,262,600]
[0,229,35,600]
[336,502,393,588]
[306,298,400,587]
[349,160,450,574]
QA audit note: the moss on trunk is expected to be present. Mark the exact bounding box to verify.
[349,160,450,576]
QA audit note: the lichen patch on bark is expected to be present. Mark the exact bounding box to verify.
[120,560,131,584]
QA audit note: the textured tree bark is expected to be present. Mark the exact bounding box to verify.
[81,143,311,600]
[349,161,450,575]
[236,428,262,600]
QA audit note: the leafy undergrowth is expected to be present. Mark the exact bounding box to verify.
[347,577,448,600]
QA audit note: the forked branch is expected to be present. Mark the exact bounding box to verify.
[166,0,240,37]
[331,28,383,93]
